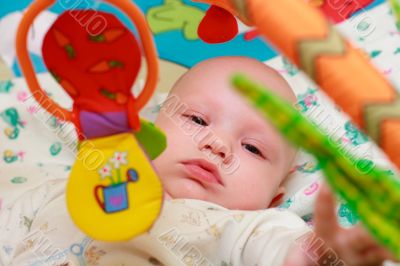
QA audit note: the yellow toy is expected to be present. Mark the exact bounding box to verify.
[16,0,165,241]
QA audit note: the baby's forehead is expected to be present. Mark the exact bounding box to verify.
[170,58,296,104]
[174,85,276,134]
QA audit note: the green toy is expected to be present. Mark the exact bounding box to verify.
[231,74,400,259]
[390,0,400,30]
[134,118,167,160]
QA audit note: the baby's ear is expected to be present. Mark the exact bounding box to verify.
[268,186,286,208]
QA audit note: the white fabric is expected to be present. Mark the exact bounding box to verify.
[0,172,310,266]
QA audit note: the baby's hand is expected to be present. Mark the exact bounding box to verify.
[285,184,396,266]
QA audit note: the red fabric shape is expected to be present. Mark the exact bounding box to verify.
[42,10,142,114]
[198,5,238,44]
[318,0,374,23]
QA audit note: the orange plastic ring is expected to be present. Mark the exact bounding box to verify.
[16,0,158,123]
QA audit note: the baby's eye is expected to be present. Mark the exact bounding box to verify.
[191,115,208,126]
[184,114,208,126]
[243,143,264,157]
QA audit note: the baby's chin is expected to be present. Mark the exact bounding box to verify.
[161,177,274,210]
[164,188,271,211]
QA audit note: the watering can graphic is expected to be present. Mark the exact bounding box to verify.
[95,168,139,213]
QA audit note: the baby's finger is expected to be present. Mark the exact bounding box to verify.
[314,183,340,243]
[344,225,379,252]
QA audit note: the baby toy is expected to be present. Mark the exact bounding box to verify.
[232,74,400,259]
[390,0,400,27]
[16,0,165,241]
[196,0,374,43]
[195,0,400,169]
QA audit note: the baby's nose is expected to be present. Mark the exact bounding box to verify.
[203,144,226,159]
[197,128,234,163]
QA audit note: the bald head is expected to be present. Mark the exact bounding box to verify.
[170,56,297,103]
[155,57,298,209]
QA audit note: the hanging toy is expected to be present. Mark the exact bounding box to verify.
[196,0,374,44]
[232,74,400,259]
[197,5,238,44]
[195,0,400,170]
[390,0,400,28]
[16,0,165,241]
[308,0,374,23]
[195,0,400,259]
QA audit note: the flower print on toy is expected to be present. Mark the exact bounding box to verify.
[95,151,139,213]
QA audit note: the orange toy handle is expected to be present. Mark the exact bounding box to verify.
[231,0,400,168]
[16,0,158,124]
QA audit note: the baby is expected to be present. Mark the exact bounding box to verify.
[0,57,394,266]
[153,56,297,210]
[153,56,395,266]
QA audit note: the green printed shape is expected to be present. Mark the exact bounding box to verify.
[64,44,76,59]
[294,88,319,113]
[11,176,27,184]
[50,142,62,156]
[147,0,204,40]
[0,80,13,93]
[338,203,359,225]
[100,88,116,100]
[343,121,369,146]
[301,214,314,223]
[3,154,18,163]
[282,57,299,76]
[22,216,33,230]
[109,60,124,68]
[356,20,372,32]
[48,116,60,129]
[296,161,321,173]
[279,198,293,209]
[4,127,19,139]
[370,50,382,58]
[0,108,23,128]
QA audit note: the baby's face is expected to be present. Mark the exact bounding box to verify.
[153,57,296,210]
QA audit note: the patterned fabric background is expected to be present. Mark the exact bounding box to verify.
[0,0,399,231]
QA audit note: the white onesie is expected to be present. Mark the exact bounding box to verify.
[0,179,310,266]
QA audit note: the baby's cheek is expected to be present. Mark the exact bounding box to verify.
[224,178,273,210]
[152,157,167,186]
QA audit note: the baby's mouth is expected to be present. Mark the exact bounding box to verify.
[181,159,224,186]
